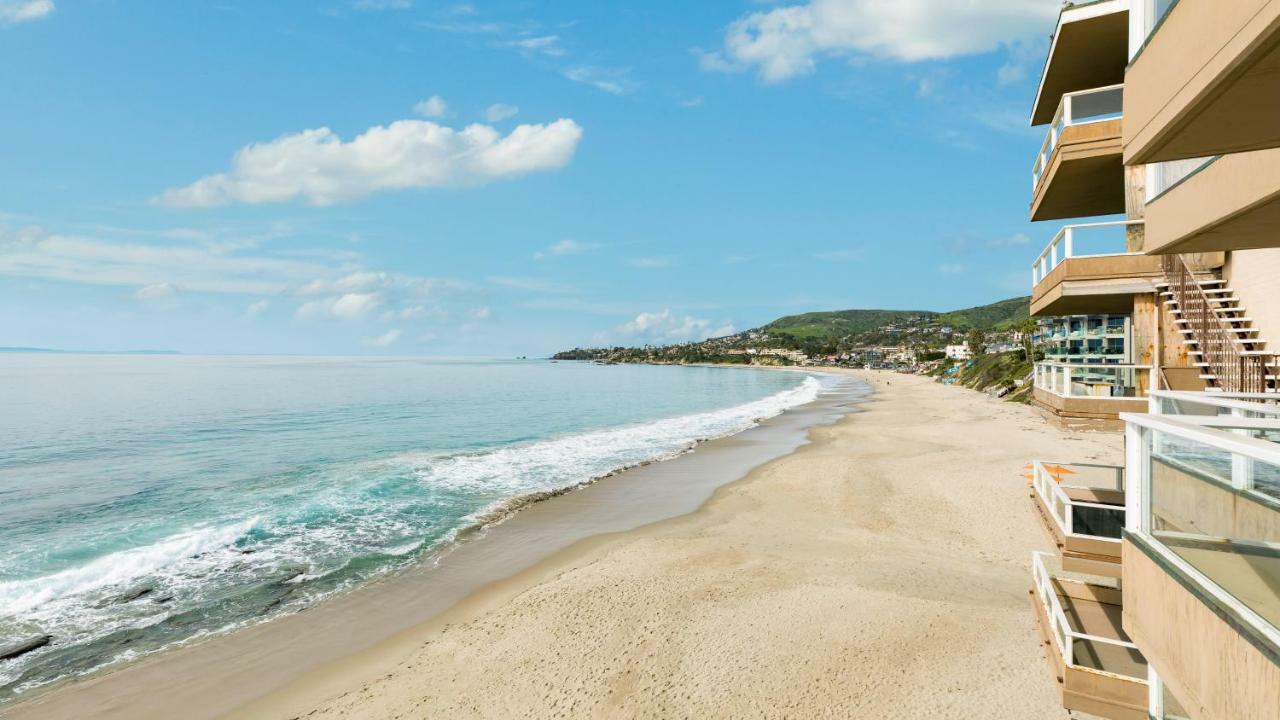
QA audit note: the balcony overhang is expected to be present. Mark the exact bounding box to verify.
[1031,120,1125,222]
[1031,1,1130,126]
[1122,534,1280,720]
[1033,387,1149,421]
[1031,254,1161,316]
[1143,148,1280,254]
[1125,1,1280,164]
[1031,554,1148,719]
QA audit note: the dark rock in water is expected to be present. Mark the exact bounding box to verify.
[119,586,153,603]
[96,584,154,607]
[153,594,175,604]
[273,565,307,585]
[1,634,52,660]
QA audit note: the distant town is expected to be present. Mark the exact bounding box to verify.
[554,297,1038,401]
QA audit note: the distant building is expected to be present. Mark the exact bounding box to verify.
[945,343,971,360]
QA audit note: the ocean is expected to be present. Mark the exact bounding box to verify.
[0,355,832,700]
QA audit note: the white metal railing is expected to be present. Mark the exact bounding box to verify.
[1035,362,1149,399]
[1031,460,1125,544]
[1032,84,1124,190]
[1031,551,1142,672]
[1032,220,1145,286]
[1149,390,1280,419]
[1123,412,1280,648]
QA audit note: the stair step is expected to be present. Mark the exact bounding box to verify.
[1161,288,1234,297]
[1174,317,1253,324]
[1155,279,1225,288]
[1165,299,1239,306]
[1187,350,1273,356]
[1178,327,1260,335]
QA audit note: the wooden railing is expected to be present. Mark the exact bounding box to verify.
[1161,254,1268,393]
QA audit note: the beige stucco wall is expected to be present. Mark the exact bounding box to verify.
[1224,248,1280,351]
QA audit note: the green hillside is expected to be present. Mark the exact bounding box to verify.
[763,309,931,340]
[937,296,1030,331]
[764,296,1029,342]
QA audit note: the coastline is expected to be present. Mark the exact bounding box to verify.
[2,367,862,720]
[237,369,1123,719]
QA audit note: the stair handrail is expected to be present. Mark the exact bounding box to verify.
[1161,255,1267,393]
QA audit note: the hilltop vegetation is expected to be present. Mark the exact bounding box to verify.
[554,296,1031,363]
[765,297,1028,343]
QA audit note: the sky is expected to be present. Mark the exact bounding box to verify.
[0,0,1072,356]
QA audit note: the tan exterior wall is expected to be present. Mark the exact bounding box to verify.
[1143,149,1280,254]
[1122,539,1280,720]
[1224,248,1280,354]
[1125,0,1280,163]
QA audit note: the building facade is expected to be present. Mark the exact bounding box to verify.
[1024,2,1280,719]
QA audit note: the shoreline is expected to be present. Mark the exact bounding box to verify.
[3,367,865,720]
[237,369,1124,719]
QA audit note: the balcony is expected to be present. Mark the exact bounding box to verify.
[1125,0,1280,164]
[1030,85,1125,222]
[1029,461,1126,576]
[1030,0,1129,126]
[1034,362,1151,422]
[1121,407,1280,719]
[1030,221,1160,315]
[1142,148,1280,254]
[1030,551,1148,719]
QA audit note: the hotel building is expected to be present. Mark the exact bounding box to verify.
[1025,1,1280,718]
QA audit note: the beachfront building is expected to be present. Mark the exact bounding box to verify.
[1026,2,1280,718]
[1026,0,1279,429]
[944,343,970,361]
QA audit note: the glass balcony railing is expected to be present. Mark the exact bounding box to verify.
[1031,220,1144,287]
[1124,411,1280,636]
[1031,551,1145,679]
[1032,84,1124,190]
[1035,362,1147,399]
[1146,156,1216,202]
[1031,460,1125,544]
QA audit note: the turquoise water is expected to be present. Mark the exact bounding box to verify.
[0,355,824,699]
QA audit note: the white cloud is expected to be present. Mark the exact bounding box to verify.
[414,95,448,118]
[533,238,594,259]
[939,263,966,274]
[364,328,402,347]
[705,0,1057,82]
[157,118,584,207]
[504,35,564,57]
[247,299,270,316]
[135,282,178,301]
[629,256,673,269]
[679,96,705,108]
[563,66,636,96]
[618,309,734,342]
[470,306,491,321]
[0,0,54,25]
[296,292,382,320]
[988,232,1031,248]
[294,270,468,324]
[0,225,332,295]
[485,103,519,122]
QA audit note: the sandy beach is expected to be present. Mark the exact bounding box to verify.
[243,370,1121,719]
[5,369,1123,719]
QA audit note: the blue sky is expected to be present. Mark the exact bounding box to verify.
[0,0,1066,356]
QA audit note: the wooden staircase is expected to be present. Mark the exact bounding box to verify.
[1158,255,1278,393]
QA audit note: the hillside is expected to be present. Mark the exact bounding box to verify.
[765,296,1029,343]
